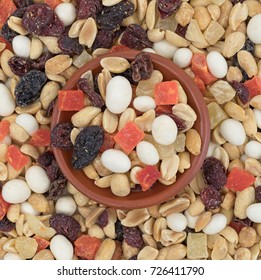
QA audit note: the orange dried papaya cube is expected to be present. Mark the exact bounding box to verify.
[100,132,116,153]
[30,128,51,147]
[74,235,101,260]
[114,121,144,154]
[33,236,50,253]
[6,145,29,171]
[0,120,10,141]
[136,165,161,191]
[0,0,16,29]
[58,90,84,111]
[244,76,261,98]
[154,81,179,105]
[225,167,255,191]
[0,192,10,220]
[191,53,217,85]
[44,0,62,9]
[194,75,206,94]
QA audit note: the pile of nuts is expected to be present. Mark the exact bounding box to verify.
[1,0,261,260]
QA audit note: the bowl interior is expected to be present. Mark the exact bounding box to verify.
[51,50,210,209]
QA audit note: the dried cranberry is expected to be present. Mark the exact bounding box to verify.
[200,186,222,210]
[76,0,102,20]
[115,220,124,242]
[8,56,32,76]
[96,209,109,228]
[97,1,134,31]
[22,4,65,37]
[45,176,67,200]
[58,28,84,56]
[255,186,261,202]
[130,184,143,193]
[46,159,62,182]
[242,38,255,55]
[78,78,104,108]
[202,157,227,190]
[31,52,53,71]
[123,226,144,248]
[175,24,188,38]
[231,80,250,105]
[37,151,55,169]
[229,217,252,233]
[120,24,152,50]
[49,214,81,242]
[157,0,181,19]
[51,122,74,150]
[114,68,136,85]
[0,217,15,232]
[13,0,33,8]
[92,30,115,50]
[45,98,56,117]
[156,112,187,132]
[131,52,153,83]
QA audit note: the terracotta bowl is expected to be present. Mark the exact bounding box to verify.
[51,50,210,210]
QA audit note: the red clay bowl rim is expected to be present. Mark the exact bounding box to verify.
[51,50,210,210]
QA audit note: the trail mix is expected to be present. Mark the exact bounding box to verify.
[52,52,201,195]
[1,0,261,260]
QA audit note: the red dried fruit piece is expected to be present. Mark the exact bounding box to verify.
[0,36,12,54]
[30,128,51,146]
[225,167,255,191]
[58,90,84,111]
[136,165,161,191]
[74,235,101,260]
[96,209,108,228]
[194,75,206,93]
[8,56,32,76]
[110,45,131,53]
[123,226,144,248]
[0,0,16,28]
[44,0,62,9]
[155,105,173,115]
[131,52,153,83]
[6,145,29,171]
[99,132,115,153]
[76,0,102,20]
[33,236,50,253]
[51,122,73,150]
[114,121,144,154]
[244,76,261,98]
[200,186,222,210]
[191,53,217,85]
[154,81,179,105]
[157,0,181,19]
[0,192,10,220]
[0,216,15,232]
[0,120,10,141]
[231,81,250,105]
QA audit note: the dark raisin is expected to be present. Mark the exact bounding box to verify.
[242,38,255,55]
[156,112,187,132]
[115,220,124,242]
[0,217,15,232]
[78,78,104,108]
[157,0,181,19]
[129,255,137,260]
[15,69,47,107]
[13,0,33,8]
[8,56,32,76]
[72,126,104,169]
[49,214,81,242]
[37,151,55,169]
[92,30,115,50]
[45,176,67,200]
[51,122,74,150]
[1,23,18,42]
[200,186,222,210]
[97,1,134,31]
[22,4,65,37]
[229,217,252,233]
[120,24,152,50]
[76,0,102,20]
[45,98,56,117]
[123,226,144,248]
[232,55,249,82]
[255,185,261,202]
[131,52,153,83]
[231,0,245,4]
[202,157,227,190]
[31,52,53,71]
[231,80,250,105]
[118,68,137,85]
[96,209,109,228]
[46,159,63,182]
[130,184,143,193]
[175,24,188,38]
[58,28,84,56]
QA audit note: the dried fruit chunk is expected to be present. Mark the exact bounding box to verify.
[194,75,206,93]
[37,151,55,169]
[0,0,16,28]
[202,157,227,190]
[15,69,47,107]
[0,36,12,54]
[45,176,66,200]
[99,132,115,153]
[244,76,261,98]
[157,0,181,19]
[225,168,255,191]
[49,214,81,242]
[136,165,161,191]
[0,120,10,141]
[154,81,179,105]
[44,0,62,9]
[30,128,51,147]
[72,126,104,169]
[131,52,153,83]
[92,30,115,50]
[76,0,102,20]
[51,123,73,150]
[255,186,261,203]
[58,90,84,111]
[114,121,144,154]
[0,216,15,232]
[191,54,217,85]
[6,145,29,171]
[8,56,32,77]
[231,81,250,105]
[33,236,50,253]
[200,186,222,210]
[22,4,65,36]
[120,24,153,50]
[96,209,108,228]
[0,192,10,220]
[123,226,144,248]
[74,235,102,260]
